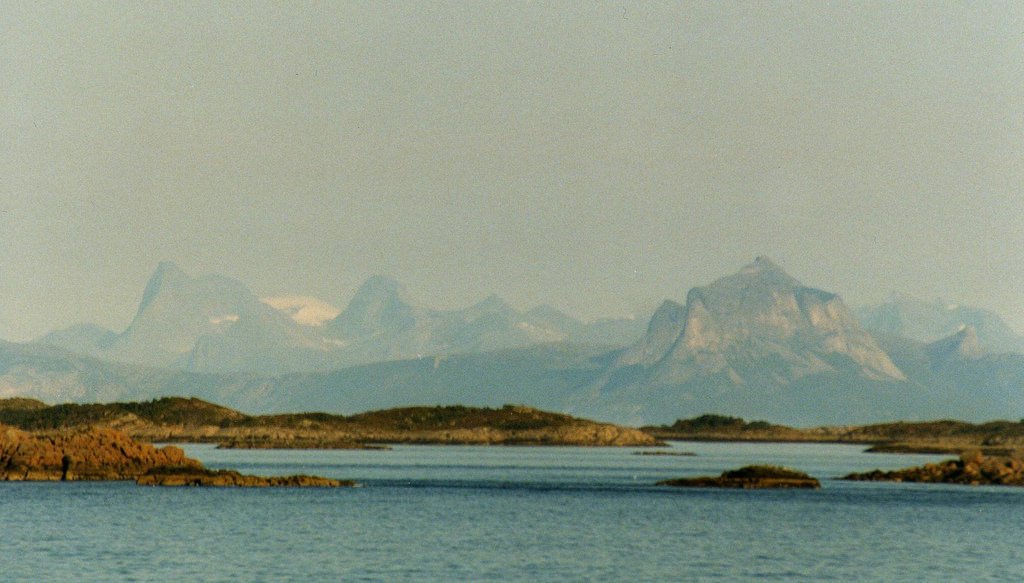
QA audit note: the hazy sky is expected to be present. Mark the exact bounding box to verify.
[2,2,1022,341]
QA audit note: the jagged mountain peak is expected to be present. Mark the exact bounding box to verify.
[325,275,416,340]
[614,258,905,384]
[340,275,414,317]
[338,275,413,316]
[113,262,314,368]
[715,255,803,293]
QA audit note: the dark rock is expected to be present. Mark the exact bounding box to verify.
[658,465,820,489]
[136,466,354,487]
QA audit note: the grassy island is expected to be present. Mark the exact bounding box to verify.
[0,397,660,448]
[658,465,821,489]
[645,414,1024,456]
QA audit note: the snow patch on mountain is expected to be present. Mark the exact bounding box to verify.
[261,296,341,327]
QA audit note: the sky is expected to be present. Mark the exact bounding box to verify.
[1,2,1022,341]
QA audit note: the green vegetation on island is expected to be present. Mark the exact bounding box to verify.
[643,414,811,442]
[658,465,821,489]
[0,397,661,448]
[645,414,1024,456]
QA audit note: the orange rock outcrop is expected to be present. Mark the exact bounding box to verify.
[844,451,1024,486]
[0,424,197,481]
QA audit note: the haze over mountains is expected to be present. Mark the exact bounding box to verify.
[5,258,1023,426]
[579,257,912,422]
[37,262,647,375]
[855,294,1024,355]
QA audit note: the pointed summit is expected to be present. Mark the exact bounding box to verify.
[37,261,335,373]
[325,275,415,340]
[731,255,802,289]
[746,255,784,272]
[346,275,411,314]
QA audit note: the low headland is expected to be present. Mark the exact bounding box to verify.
[644,414,1024,457]
[0,397,660,449]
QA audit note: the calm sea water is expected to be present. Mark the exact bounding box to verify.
[2,442,1022,582]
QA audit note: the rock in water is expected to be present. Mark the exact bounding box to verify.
[136,467,353,487]
[658,465,821,489]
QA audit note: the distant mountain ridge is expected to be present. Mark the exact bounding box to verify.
[317,276,644,364]
[15,258,1023,425]
[856,294,1024,355]
[38,263,647,374]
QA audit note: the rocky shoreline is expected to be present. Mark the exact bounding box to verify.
[0,425,198,481]
[844,452,1024,487]
[0,424,350,487]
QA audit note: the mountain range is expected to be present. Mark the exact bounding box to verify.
[37,262,647,375]
[855,294,1024,355]
[5,257,1023,426]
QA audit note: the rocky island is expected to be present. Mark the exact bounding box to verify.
[645,414,1024,456]
[0,423,349,487]
[844,451,1024,487]
[658,465,821,489]
[137,466,352,487]
[0,397,660,448]
[644,414,828,443]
